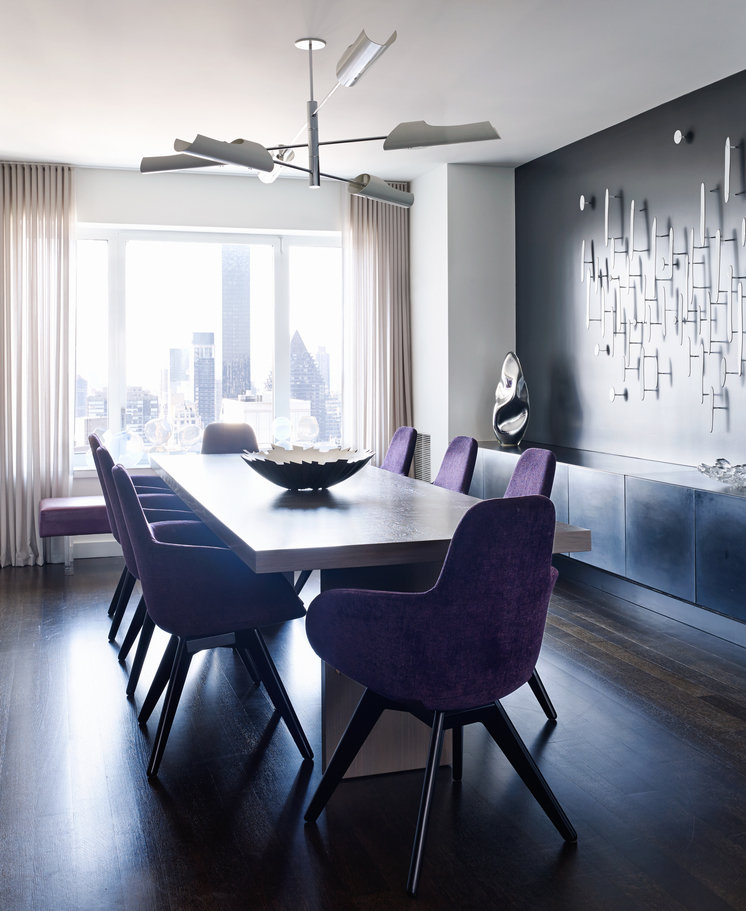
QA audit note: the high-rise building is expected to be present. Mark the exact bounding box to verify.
[192,332,216,426]
[221,245,252,399]
[290,330,332,442]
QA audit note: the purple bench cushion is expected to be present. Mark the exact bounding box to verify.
[39,496,111,537]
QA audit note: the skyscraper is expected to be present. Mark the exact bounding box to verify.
[290,330,332,441]
[221,245,252,400]
[192,332,216,426]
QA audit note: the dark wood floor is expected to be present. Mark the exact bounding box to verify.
[1,557,745,911]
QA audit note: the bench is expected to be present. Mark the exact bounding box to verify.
[39,496,111,573]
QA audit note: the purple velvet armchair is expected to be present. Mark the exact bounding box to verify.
[112,465,312,779]
[380,426,418,476]
[432,435,478,494]
[303,494,576,895]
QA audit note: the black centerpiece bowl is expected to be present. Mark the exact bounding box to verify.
[241,445,374,490]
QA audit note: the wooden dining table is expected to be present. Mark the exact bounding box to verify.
[150,452,591,777]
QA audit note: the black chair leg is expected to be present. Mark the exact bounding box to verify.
[147,638,193,778]
[127,613,155,698]
[118,595,146,662]
[294,569,313,595]
[107,566,129,617]
[107,572,136,641]
[451,724,463,781]
[482,702,576,842]
[138,635,178,724]
[243,630,313,760]
[304,688,386,822]
[407,711,446,897]
[528,668,557,721]
[235,646,261,685]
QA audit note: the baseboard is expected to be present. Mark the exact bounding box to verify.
[554,555,746,648]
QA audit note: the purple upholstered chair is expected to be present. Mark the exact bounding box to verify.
[92,442,220,698]
[432,436,478,494]
[89,431,171,491]
[201,421,259,454]
[380,426,418,476]
[504,448,559,720]
[112,464,312,778]
[89,434,194,634]
[303,495,575,896]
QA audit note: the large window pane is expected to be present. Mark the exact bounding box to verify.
[288,245,343,445]
[74,239,108,464]
[125,241,275,456]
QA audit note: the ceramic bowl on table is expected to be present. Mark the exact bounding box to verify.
[241,445,374,490]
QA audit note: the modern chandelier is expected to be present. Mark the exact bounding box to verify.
[140,29,500,208]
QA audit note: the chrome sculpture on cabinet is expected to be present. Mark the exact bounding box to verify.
[493,352,530,447]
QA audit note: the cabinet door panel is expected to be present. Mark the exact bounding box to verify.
[568,467,625,575]
[626,478,695,602]
[696,491,746,622]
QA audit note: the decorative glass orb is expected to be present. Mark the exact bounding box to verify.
[143,418,172,449]
[104,431,145,468]
[175,424,202,451]
[296,415,319,443]
[272,416,292,449]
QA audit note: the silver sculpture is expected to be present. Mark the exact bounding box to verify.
[493,351,530,447]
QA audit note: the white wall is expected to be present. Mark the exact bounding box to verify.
[76,167,345,231]
[410,166,450,469]
[410,164,515,472]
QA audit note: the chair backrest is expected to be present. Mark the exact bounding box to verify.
[112,465,304,637]
[93,442,140,575]
[380,426,418,475]
[504,448,556,499]
[201,422,258,454]
[89,434,121,545]
[432,436,478,494]
[306,495,558,712]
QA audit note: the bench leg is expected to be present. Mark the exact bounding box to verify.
[64,536,74,575]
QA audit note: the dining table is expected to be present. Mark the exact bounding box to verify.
[150,452,591,777]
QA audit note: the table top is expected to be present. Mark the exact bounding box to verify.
[151,453,591,574]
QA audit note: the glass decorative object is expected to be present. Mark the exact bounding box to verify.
[493,351,530,447]
[697,458,746,488]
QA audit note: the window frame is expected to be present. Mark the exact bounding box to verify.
[74,223,343,472]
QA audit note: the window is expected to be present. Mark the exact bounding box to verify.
[74,228,342,468]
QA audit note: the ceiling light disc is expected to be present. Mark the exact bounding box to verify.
[295,37,326,50]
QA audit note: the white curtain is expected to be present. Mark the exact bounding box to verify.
[1,163,75,567]
[345,182,413,464]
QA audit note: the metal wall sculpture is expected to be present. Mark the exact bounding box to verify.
[578,132,746,433]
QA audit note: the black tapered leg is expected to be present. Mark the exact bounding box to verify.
[244,630,313,760]
[304,689,386,823]
[235,646,261,686]
[107,566,129,617]
[118,596,146,662]
[147,638,193,778]
[528,668,557,721]
[138,635,178,724]
[451,723,463,781]
[482,702,576,842]
[107,572,136,640]
[294,569,313,595]
[127,613,155,698]
[407,711,446,897]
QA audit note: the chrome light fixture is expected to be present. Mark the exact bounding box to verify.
[140,29,500,208]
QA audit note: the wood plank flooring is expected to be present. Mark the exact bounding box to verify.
[1,557,745,910]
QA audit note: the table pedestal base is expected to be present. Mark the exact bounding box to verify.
[319,561,452,778]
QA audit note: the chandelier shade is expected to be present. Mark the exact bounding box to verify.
[348,174,414,208]
[173,135,274,171]
[336,29,397,87]
[384,120,501,150]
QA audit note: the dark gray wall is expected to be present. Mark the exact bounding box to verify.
[516,69,746,466]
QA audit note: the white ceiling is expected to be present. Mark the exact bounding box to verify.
[3,0,746,182]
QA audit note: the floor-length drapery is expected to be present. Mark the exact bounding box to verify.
[1,163,75,566]
[345,182,413,464]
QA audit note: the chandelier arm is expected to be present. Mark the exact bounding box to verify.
[265,136,388,152]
